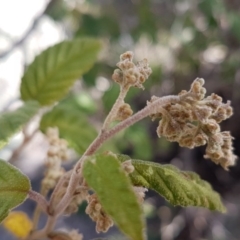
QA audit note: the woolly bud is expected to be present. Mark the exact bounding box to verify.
[112,69,123,84]
[69,230,83,240]
[120,51,133,61]
[121,160,135,174]
[205,119,220,134]
[86,194,113,233]
[195,133,208,146]
[116,103,133,121]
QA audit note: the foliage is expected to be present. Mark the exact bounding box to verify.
[0,160,31,223]
[20,39,101,106]
[0,1,238,235]
[0,101,40,150]
[83,154,145,240]
[116,154,226,212]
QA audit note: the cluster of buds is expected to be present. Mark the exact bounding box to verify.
[42,127,69,191]
[121,159,135,174]
[115,103,133,121]
[148,78,237,170]
[112,51,152,89]
[85,194,113,233]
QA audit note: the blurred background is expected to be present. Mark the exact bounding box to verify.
[0,0,240,239]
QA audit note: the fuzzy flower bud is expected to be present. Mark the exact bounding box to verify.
[86,194,113,233]
[149,78,236,169]
[115,103,133,121]
[121,160,135,174]
[113,51,152,89]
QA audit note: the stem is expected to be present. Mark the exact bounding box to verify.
[28,190,48,215]
[102,85,129,130]
[32,186,48,230]
[9,128,38,164]
[55,95,179,214]
[30,94,180,238]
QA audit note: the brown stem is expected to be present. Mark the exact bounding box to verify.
[28,190,48,214]
[102,85,129,130]
[30,94,180,238]
[9,128,38,164]
[54,95,180,215]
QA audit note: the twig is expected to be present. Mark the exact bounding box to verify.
[9,128,38,164]
[54,95,180,216]
[28,190,48,214]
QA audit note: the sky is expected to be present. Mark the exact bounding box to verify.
[0,0,66,173]
[0,0,65,111]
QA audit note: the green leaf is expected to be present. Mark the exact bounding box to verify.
[40,105,97,154]
[20,38,102,106]
[0,101,40,150]
[0,159,31,223]
[83,154,145,240]
[117,155,226,212]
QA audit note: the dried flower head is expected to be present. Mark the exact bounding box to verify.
[115,103,133,121]
[121,160,135,174]
[42,127,69,191]
[148,78,237,170]
[112,51,152,89]
[86,194,113,233]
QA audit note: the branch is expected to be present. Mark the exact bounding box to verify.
[28,190,48,214]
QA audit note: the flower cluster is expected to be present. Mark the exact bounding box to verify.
[42,127,69,191]
[85,194,113,233]
[148,78,236,169]
[112,51,152,89]
[115,103,133,121]
[121,159,135,174]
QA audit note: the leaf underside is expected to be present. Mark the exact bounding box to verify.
[117,154,226,212]
[0,160,31,223]
[0,101,40,150]
[83,154,145,240]
[20,38,101,106]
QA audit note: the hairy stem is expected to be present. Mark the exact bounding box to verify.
[28,190,48,215]
[55,95,179,214]
[102,85,129,130]
[31,94,180,239]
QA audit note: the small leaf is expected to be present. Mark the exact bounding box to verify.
[21,38,101,106]
[83,154,145,240]
[3,211,33,238]
[117,155,226,212]
[0,101,40,149]
[40,105,97,154]
[0,160,31,223]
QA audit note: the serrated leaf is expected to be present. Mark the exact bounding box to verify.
[117,155,226,212]
[0,160,31,223]
[40,105,97,154]
[0,101,40,149]
[83,154,145,240]
[20,38,101,106]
